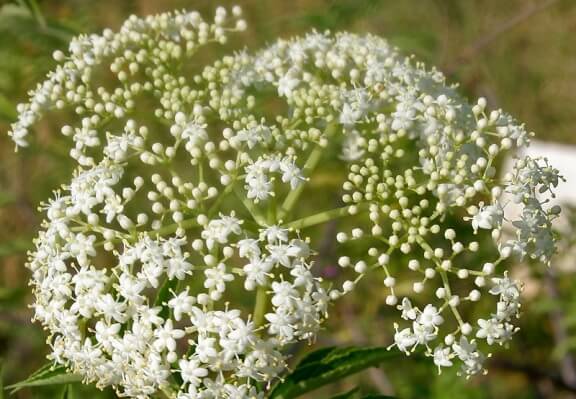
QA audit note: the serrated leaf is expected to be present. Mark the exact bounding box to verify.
[268,346,399,399]
[6,363,82,393]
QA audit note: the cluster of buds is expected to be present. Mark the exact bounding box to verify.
[9,6,563,398]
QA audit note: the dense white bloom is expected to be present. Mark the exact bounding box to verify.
[10,6,563,398]
[244,156,304,202]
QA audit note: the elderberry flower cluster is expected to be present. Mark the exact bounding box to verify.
[10,5,563,398]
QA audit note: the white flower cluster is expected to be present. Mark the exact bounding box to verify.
[244,156,305,202]
[10,5,563,398]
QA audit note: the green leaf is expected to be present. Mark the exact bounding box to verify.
[6,363,82,393]
[268,346,399,399]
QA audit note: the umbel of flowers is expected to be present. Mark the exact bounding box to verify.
[9,6,563,399]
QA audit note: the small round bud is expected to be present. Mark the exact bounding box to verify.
[444,229,456,240]
[413,282,424,293]
[469,289,481,301]
[338,256,351,267]
[343,280,355,292]
[385,295,398,306]
[384,276,396,287]
[354,261,367,273]
[482,262,495,275]
[336,232,348,243]
[408,259,420,270]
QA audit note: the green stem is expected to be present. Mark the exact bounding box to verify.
[277,123,338,221]
[284,203,369,230]
[439,269,465,327]
[416,236,465,327]
[268,192,278,225]
[233,186,268,226]
[253,285,268,328]
[151,217,198,238]
[208,180,236,218]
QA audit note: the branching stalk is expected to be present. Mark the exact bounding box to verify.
[278,123,338,220]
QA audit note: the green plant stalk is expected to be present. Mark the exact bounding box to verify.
[207,179,237,218]
[284,203,369,230]
[439,269,465,327]
[416,236,466,328]
[234,186,268,226]
[253,285,268,328]
[278,123,338,221]
[151,217,198,238]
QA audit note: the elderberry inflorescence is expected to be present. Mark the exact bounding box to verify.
[9,6,563,398]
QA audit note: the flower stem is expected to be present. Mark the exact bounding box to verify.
[253,285,268,328]
[152,217,198,238]
[233,186,267,226]
[284,202,369,230]
[277,123,338,221]
[439,269,465,327]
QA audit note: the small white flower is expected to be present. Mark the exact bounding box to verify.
[168,289,196,321]
[277,68,300,97]
[153,319,185,352]
[471,202,504,233]
[418,305,444,328]
[179,357,208,386]
[204,264,234,293]
[392,324,417,354]
[397,298,417,321]
[260,225,288,243]
[433,346,453,373]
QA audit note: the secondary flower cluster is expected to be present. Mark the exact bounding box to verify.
[10,5,563,398]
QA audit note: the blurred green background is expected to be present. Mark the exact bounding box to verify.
[1,0,576,398]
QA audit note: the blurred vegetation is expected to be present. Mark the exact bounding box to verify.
[1,0,576,398]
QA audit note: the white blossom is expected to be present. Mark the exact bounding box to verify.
[11,7,563,397]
